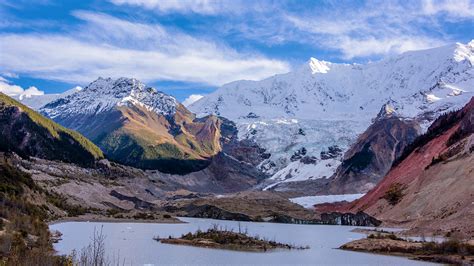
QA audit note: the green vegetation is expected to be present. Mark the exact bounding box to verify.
[382,182,405,205]
[0,159,67,264]
[0,93,104,166]
[99,131,210,174]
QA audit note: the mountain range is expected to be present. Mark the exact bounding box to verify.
[190,41,474,192]
[7,40,474,195]
[0,41,473,242]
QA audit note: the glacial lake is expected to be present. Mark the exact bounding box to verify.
[50,217,434,265]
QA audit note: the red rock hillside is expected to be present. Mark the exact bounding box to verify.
[320,97,474,237]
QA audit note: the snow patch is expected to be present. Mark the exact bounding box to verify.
[309,57,331,74]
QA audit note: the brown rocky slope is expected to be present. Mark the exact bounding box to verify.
[324,97,474,237]
[327,104,420,194]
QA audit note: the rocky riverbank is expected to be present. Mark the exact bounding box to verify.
[340,233,474,265]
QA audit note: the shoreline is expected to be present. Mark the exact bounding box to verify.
[340,236,474,265]
[48,214,184,226]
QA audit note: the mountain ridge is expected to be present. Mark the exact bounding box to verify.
[190,41,474,187]
[40,77,223,174]
[0,93,103,166]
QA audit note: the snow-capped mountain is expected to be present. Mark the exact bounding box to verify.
[41,77,178,119]
[40,77,222,174]
[13,86,82,110]
[190,41,474,188]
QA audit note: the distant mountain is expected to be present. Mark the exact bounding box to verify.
[0,93,103,166]
[41,78,222,174]
[13,86,82,109]
[327,97,474,237]
[190,41,474,189]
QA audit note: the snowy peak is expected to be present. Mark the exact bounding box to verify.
[375,102,397,120]
[453,40,474,64]
[190,41,474,182]
[41,77,178,118]
[308,57,331,74]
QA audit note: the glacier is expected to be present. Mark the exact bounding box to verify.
[190,41,474,188]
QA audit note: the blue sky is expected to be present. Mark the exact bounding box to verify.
[0,0,473,103]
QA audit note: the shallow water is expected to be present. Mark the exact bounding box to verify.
[50,217,434,265]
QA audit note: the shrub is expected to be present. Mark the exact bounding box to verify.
[421,238,474,255]
[383,183,405,205]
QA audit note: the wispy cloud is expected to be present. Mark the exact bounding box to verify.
[284,5,448,59]
[422,0,474,18]
[0,11,289,85]
[201,0,471,59]
[108,0,253,15]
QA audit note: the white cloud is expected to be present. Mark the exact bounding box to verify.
[182,94,204,106]
[422,0,474,18]
[327,36,445,59]
[282,3,450,59]
[109,0,239,14]
[0,12,290,86]
[0,78,44,98]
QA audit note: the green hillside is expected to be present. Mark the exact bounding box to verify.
[0,93,103,166]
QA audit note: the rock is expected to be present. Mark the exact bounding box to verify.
[186,204,253,221]
[320,145,342,160]
[319,211,382,227]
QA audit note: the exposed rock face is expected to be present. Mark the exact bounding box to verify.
[184,204,380,226]
[185,204,253,221]
[327,105,421,193]
[319,212,381,226]
[329,97,474,237]
[219,117,270,167]
[0,93,103,166]
[156,152,266,193]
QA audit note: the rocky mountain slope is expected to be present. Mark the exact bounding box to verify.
[41,78,222,174]
[190,41,474,189]
[325,97,474,237]
[0,93,103,166]
[325,104,421,194]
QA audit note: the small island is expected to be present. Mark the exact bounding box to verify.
[154,225,309,252]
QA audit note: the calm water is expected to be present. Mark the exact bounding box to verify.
[50,217,434,265]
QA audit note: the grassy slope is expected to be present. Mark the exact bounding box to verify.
[95,104,220,173]
[0,93,103,163]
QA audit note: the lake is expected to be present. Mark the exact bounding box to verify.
[50,217,434,265]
